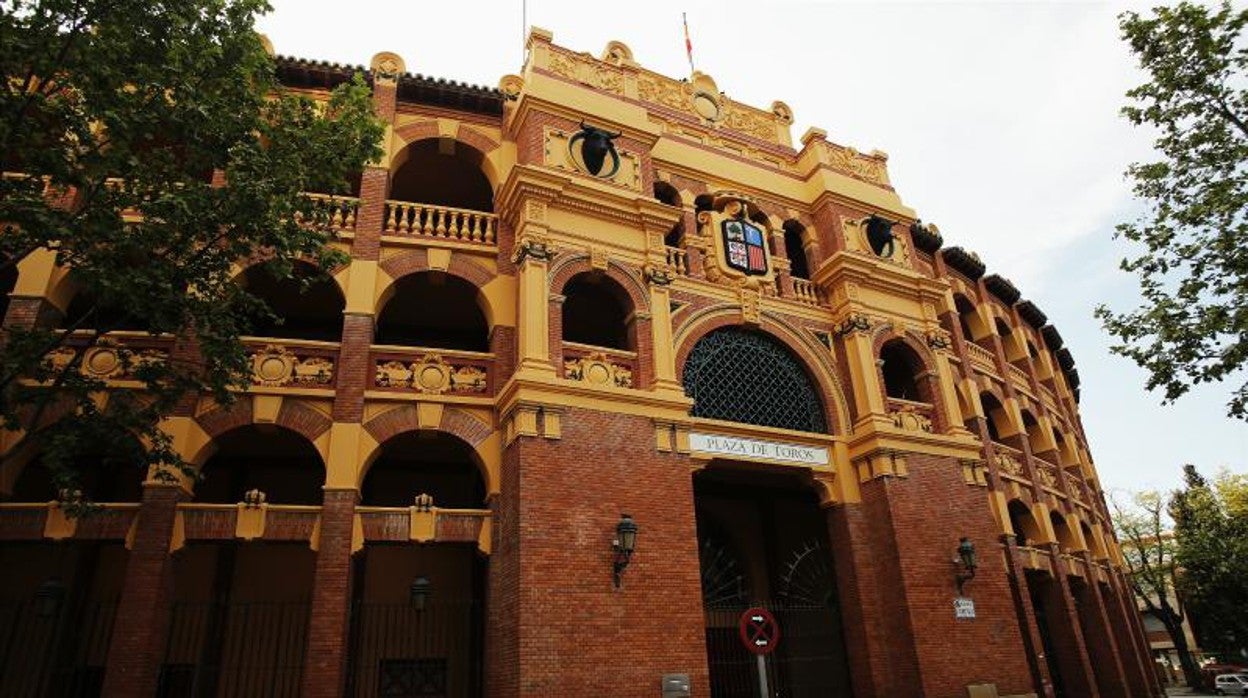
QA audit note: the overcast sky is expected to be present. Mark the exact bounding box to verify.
[257,0,1246,496]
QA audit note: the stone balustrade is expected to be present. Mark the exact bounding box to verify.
[383,200,497,245]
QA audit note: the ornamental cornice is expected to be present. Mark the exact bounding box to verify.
[812,250,951,311]
[498,165,684,233]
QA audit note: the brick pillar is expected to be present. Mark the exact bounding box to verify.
[1042,553,1100,697]
[1108,579,1153,698]
[485,445,520,698]
[101,483,183,698]
[825,482,921,696]
[1072,574,1130,697]
[2,296,57,330]
[1004,539,1057,697]
[300,488,358,698]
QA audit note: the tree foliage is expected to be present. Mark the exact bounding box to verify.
[1170,465,1248,661]
[0,0,383,501]
[1110,488,1200,686]
[1096,1,1248,419]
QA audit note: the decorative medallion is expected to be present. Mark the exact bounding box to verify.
[564,352,633,388]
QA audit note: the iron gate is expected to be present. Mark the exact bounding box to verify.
[705,602,853,698]
[0,600,116,698]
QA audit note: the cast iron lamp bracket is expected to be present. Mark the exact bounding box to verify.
[612,513,638,589]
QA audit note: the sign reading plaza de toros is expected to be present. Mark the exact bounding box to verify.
[689,432,829,466]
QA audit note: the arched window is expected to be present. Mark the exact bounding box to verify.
[390,139,493,212]
[683,328,826,433]
[1022,411,1050,457]
[694,194,714,214]
[653,181,683,248]
[978,393,1005,443]
[562,273,632,350]
[783,220,810,280]
[954,295,979,342]
[196,425,325,505]
[879,340,926,402]
[362,432,486,509]
[239,262,344,342]
[1050,511,1078,553]
[1008,500,1041,547]
[376,273,488,351]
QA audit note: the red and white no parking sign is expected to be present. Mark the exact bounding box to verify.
[737,607,780,655]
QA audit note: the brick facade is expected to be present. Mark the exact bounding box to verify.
[0,32,1161,698]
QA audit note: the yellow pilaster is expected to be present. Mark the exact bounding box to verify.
[841,331,886,422]
[648,284,682,394]
[516,253,555,376]
[932,353,972,436]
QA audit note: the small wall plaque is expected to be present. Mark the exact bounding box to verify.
[954,597,976,619]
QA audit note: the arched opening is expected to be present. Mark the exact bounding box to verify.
[653,181,683,247]
[350,430,487,696]
[1049,511,1079,553]
[879,340,928,403]
[683,328,827,434]
[694,194,714,214]
[375,273,489,351]
[195,425,326,505]
[561,272,633,351]
[239,262,344,342]
[59,284,149,333]
[976,392,1007,443]
[782,220,810,280]
[1081,522,1108,560]
[1008,500,1043,547]
[695,467,852,695]
[361,432,486,509]
[954,295,982,343]
[996,317,1024,363]
[6,435,147,504]
[389,139,493,213]
[1022,411,1053,461]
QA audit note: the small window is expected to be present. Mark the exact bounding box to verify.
[783,221,810,280]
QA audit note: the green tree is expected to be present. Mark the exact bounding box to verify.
[0,0,383,502]
[1110,489,1201,687]
[1170,465,1248,662]
[1096,2,1248,419]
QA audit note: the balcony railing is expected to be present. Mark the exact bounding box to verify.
[1016,545,1054,574]
[177,503,321,544]
[562,342,637,389]
[966,342,997,374]
[664,246,689,276]
[356,506,491,547]
[383,200,497,245]
[305,193,359,232]
[1007,363,1031,388]
[370,345,493,396]
[0,502,140,541]
[790,278,824,306]
[242,338,339,390]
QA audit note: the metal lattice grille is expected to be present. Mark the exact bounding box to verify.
[683,329,826,433]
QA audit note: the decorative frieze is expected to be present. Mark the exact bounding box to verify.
[374,353,489,394]
[249,344,335,388]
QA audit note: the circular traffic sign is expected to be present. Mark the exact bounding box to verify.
[738,607,780,655]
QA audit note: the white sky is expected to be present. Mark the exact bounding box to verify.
[258,0,1247,496]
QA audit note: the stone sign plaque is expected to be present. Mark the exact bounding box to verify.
[689,432,829,466]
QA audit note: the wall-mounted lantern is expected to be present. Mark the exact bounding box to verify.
[612,513,638,589]
[954,537,977,595]
[34,577,67,619]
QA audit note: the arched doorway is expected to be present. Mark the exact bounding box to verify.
[346,431,488,698]
[162,425,324,697]
[694,468,852,697]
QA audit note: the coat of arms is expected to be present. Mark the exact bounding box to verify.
[721,217,768,276]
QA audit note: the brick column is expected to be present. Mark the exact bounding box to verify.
[300,488,358,698]
[1042,552,1100,697]
[1105,573,1162,697]
[101,483,183,698]
[1004,539,1057,697]
[1072,571,1130,697]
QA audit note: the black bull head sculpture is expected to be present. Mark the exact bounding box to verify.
[863,214,897,257]
[568,121,622,178]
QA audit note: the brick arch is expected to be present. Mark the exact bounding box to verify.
[359,405,498,494]
[873,329,949,432]
[673,306,849,435]
[190,399,331,468]
[549,256,654,388]
[377,250,500,328]
[548,255,650,315]
[388,126,502,191]
[229,255,349,301]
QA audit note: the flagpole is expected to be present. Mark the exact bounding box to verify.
[683,12,695,74]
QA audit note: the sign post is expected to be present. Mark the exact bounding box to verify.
[738,607,780,697]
